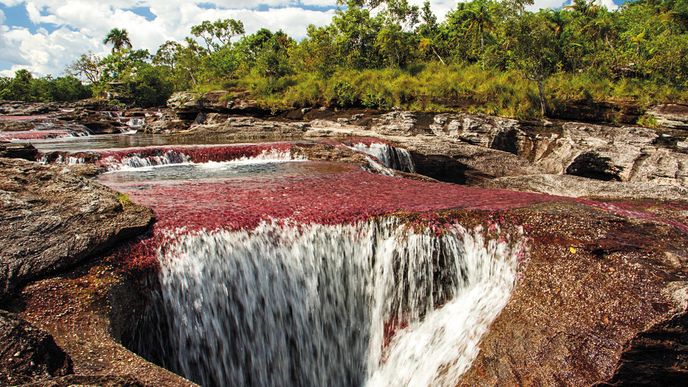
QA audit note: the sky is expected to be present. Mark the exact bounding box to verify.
[0,0,624,77]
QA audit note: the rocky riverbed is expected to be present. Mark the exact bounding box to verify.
[1,95,687,386]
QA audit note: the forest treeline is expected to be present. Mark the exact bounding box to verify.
[1,0,687,119]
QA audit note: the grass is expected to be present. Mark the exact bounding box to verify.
[117,193,132,207]
[196,62,688,120]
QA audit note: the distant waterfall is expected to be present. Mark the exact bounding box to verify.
[102,148,302,171]
[106,150,193,170]
[38,154,87,165]
[350,143,416,173]
[134,218,526,387]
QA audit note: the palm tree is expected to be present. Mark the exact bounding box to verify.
[103,28,132,52]
[471,0,495,55]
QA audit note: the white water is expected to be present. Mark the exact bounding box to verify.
[351,143,415,173]
[365,157,396,176]
[106,150,192,170]
[38,154,87,165]
[138,218,526,387]
[104,149,304,172]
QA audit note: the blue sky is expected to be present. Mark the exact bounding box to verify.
[0,0,627,77]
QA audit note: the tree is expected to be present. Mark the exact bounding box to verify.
[294,25,339,76]
[99,49,150,82]
[126,64,174,107]
[153,40,200,88]
[375,0,420,67]
[0,70,90,102]
[0,70,34,101]
[330,3,383,69]
[191,19,245,53]
[507,12,560,116]
[416,1,445,64]
[48,76,92,101]
[503,0,535,14]
[67,52,103,84]
[255,31,295,80]
[443,0,501,64]
[103,28,132,52]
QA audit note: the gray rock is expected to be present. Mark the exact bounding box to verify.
[166,91,201,111]
[648,104,688,130]
[0,158,154,300]
[483,174,688,200]
[167,90,260,115]
[185,116,309,138]
[370,111,421,136]
[430,113,523,151]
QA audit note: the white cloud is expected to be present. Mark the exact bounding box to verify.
[0,0,616,77]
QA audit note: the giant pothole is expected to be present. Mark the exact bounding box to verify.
[121,218,527,387]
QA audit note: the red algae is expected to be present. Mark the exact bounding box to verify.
[103,159,556,272]
[95,143,294,167]
[584,200,688,233]
[97,142,688,273]
[0,130,74,141]
[103,162,557,233]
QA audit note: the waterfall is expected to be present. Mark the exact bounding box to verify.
[103,148,302,171]
[364,157,395,177]
[134,218,526,387]
[127,118,146,129]
[38,154,87,165]
[350,143,416,173]
[108,150,193,170]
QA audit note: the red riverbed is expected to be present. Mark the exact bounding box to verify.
[0,130,74,141]
[97,142,687,271]
[96,143,295,166]
[103,162,558,232]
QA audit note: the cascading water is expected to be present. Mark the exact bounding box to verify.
[108,150,193,170]
[38,154,87,165]
[104,148,302,171]
[350,143,416,173]
[132,218,526,387]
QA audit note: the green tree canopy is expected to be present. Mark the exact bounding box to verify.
[103,28,132,53]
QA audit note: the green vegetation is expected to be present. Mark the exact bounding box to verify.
[0,69,91,102]
[117,193,132,207]
[2,0,687,119]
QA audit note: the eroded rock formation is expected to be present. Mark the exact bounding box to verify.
[0,158,154,300]
[460,202,688,386]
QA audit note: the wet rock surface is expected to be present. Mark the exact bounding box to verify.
[13,253,196,387]
[0,310,72,385]
[460,202,688,386]
[0,156,183,386]
[0,143,38,161]
[0,158,153,300]
[20,375,145,387]
[600,312,688,385]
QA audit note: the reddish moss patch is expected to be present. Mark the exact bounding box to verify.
[0,130,74,141]
[96,143,294,166]
[96,142,687,273]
